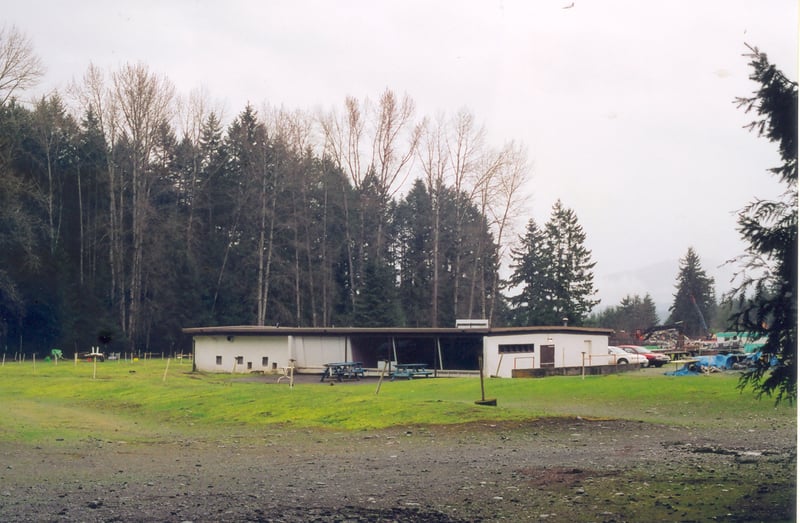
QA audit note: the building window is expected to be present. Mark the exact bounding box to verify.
[215,355,222,365]
[262,356,269,367]
[247,361,253,370]
[235,356,244,365]
[498,343,534,354]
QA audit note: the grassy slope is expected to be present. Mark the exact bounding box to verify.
[0,359,794,443]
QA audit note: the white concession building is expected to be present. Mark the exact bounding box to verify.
[182,323,616,378]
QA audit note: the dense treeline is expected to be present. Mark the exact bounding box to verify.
[0,60,743,360]
[0,62,534,356]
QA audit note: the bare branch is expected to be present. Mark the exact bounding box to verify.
[0,24,44,106]
[371,89,421,200]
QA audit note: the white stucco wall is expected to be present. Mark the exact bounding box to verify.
[194,335,290,373]
[291,336,347,371]
[483,333,609,378]
[193,334,350,374]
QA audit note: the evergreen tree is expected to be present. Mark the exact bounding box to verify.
[352,259,403,327]
[541,200,599,325]
[667,247,716,338]
[211,105,266,324]
[624,294,659,335]
[506,219,550,326]
[507,201,598,326]
[394,181,500,327]
[590,294,659,339]
[728,45,797,403]
[394,180,433,327]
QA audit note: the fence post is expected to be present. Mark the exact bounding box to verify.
[581,352,585,379]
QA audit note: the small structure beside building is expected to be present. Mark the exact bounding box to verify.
[482,326,617,378]
[182,322,617,378]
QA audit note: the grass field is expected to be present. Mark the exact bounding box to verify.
[0,357,794,443]
[0,358,795,522]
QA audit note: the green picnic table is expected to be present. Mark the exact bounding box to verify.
[390,363,434,380]
[320,362,365,382]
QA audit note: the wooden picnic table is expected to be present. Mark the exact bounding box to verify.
[390,363,434,380]
[320,362,365,382]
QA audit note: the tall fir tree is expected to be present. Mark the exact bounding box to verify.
[541,200,599,325]
[507,201,598,326]
[394,180,434,327]
[729,45,797,403]
[506,219,550,326]
[667,247,716,338]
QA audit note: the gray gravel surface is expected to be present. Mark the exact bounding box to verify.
[0,416,795,522]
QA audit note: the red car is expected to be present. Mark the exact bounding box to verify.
[618,345,670,367]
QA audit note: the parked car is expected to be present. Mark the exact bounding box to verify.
[618,345,671,367]
[608,346,647,366]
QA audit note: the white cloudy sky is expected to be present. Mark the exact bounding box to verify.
[7,0,798,319]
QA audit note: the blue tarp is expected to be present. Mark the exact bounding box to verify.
[665,352,774,376]
[665,354,744,376]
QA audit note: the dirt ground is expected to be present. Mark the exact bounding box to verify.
[0,376,795,522]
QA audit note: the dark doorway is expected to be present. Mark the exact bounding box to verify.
[540,344,555,367]
[348,334,483,371]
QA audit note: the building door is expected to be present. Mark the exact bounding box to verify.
[540,344,555,367]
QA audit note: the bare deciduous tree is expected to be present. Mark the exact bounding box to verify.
[319,89,420,315]
[479,141,530,323]
[417,109,530,325]
[371,89,421,200]
[112,63,175,350]
[264,106,320,325]
[320,96,365,188]
[0,24,44,106]
[70,63,175,350]
[445,109,488,322]
[70,64,128,335]
[417,114,448,325]
[176,86,219,254]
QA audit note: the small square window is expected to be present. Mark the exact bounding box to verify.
[235,356,244,365]
[215,355,222,365]
[262,357,269,366]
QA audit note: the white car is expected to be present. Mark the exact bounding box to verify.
[608,346,647,366]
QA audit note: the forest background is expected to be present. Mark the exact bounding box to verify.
[0,14,785,356]
[0,65,724,356]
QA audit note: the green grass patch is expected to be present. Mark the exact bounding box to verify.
[0,360,794,443]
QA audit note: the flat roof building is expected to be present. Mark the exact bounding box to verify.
[182,324,615,378]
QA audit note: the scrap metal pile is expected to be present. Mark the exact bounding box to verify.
[641,327,691,351]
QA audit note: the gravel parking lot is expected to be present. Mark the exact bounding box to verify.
[0,407,794,522]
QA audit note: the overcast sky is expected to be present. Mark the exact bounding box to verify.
[7,0,798,319]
